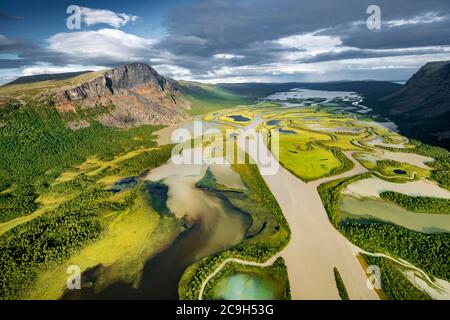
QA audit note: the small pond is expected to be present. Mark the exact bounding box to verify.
[227,115,251,122]
[213,272,281,300]
[109,176,138,193]
[266,120,280,126]
[277,128,297,135]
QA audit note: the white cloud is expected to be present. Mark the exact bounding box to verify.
[153,64,192,78]
[20,64,106,76]
[0,68,21,84]
[386,12,448,27]
[274,33,347,61]
[47,29,154,62]
[213,53,245,60]
[190,51,450,83]
[79,7,139,28]
[276,33,342,51]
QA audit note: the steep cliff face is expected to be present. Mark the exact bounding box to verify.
[53,63,187,128]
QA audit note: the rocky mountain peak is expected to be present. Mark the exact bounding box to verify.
[102,62,174,93]
[52,63,187,128]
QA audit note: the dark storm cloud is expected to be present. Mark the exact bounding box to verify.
[161,0,450,53]
[0,59,34,68]
[348,21,450,49]
[154,35,209,55]
[2,0,450,82]
[0,35,68,68]
[299,47,450,64]
[148,0,450,80]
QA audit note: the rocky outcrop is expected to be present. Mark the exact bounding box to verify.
[53,63,188,127]
[67,119,90,131]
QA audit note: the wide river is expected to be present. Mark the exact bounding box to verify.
[66,90,449,299]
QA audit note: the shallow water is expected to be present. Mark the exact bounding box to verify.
[343,177,450,199]
[213,272,280,300]
[209,164,246,190]
[306,123,359,133]
[365,136,407,149]
[63,148,252,299]
[265,89,358,101]
[379,150,433,169]
[340,195,450,233]
[109,176,138,193]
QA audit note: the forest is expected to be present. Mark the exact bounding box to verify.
[380,191,450,214]
[333,267,349,300]
[0,101,173,299]
[363,255,431,300]
[0,100,163,221]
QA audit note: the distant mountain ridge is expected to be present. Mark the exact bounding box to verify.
[219,81,402,101]
[5,71,93,85]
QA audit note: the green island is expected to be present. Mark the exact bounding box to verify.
[362,255,431,300]
[380,191,450,214]
[333,267,349,300]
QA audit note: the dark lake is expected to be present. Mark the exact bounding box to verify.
[227,115,251,122]
[266,120,280,126]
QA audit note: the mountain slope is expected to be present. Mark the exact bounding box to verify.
[379,61,450,148]
[0,63,249,128]
[0,63,189,128]
[176,80,250,115]
[384,61,450,118]
[50,63,187,127]
[5,71,94,86]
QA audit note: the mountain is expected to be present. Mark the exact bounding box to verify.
[0,63,249,129]
[50,63,188,128]
[0,63,191,129]
[383,61,450,118]
[379,61,450,148]
[219,81,402,101]
[5,71,94,86]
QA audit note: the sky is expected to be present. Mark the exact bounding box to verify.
[1,0,450,84]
